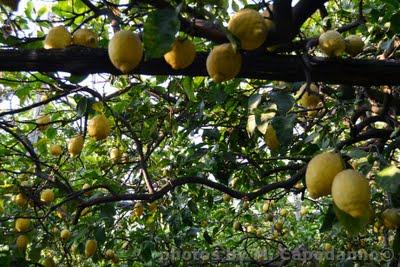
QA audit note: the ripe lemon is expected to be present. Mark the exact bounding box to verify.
[133,202,144,217]
[149,201,158,212]
[88,114,111,141]
[228,9,268,50]
[382,208,400,229]
[36,115,50,131]
[108,30,143,73]
[206,43,242,83]
[262,201,271,213]
[15,218,30,232]
[324,243,333,251]
[305,152,344,199]
[44,26,72,49]
[49,144,62,156]
[105,249,115,259]
[68,135,84,156]
[264,124,279,151]
[44,257,56,267]
[223,193,231,202]
[345,35,364,57]
[274,221,283,232]
[331,169,371,218]
[72,28,97,48]
[85,239,97,257]
[16,235,28,250]
[82,183,91,196]
[60,229,71,241]
[15,193,28,207]
[109,148,121,162]
[40,189,55,203]
[164,38,196,70]
[297,83,320,108]
[318,30,346,57]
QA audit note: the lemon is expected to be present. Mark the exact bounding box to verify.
[264,124,280,151]
[68,135,84,156]
[246,225,256,233]
[0,0,20,10]
[324,243,333,251]
[105,249,115,259]
[109,148,121,162]
[305,152,344,199]
[108,30,143,73]
[85,239,97,257]
[15,218,30,232]
[49,144,62,156]
[82,183,91,196]
[16,235,28,250]
[279,208,288,216]
[274,221,283,232]
[223,193,231,202]
[331,169,371,218]
[228,9,268,50]
[81,207,90,216]
[133,202,144,217]
[382,208,400,229]
[262,201,271,213]
[149,201,157,213]
[318,30,346,57]
[206,43,242,83]
[345,35,364,56]
[36,115,50,131]
[60,229,71,241]
[164,38,196,69]
[44,26,72,49]
[88,114,111,141]
[40,189,55,203]
[14,193,28,207]
[297,83,320,108]
[233,221,241,231]
[72,28,97,48]
[44,257,56,267]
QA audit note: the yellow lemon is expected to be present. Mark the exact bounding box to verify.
[72,28,97,48]
[228,9,268,50]
[60,229,71,241]
[264,124,279,151]
[382,208,400,229]
[222,193,231,202]
[68,135,84,156]
[164,38,196,69]
[16,235,28,250]
[133,202,144,217]
[44,26,72,49]
[324,243,333,251]
[345,35,364,57]
[331,169,371,218]
[40,189,55,203]
[274,221,283,232]
[36,115,50,131]
[14,193,28,207]
[297,83,320,108]
[318,30,346,57]
[206,43,242,83]
[44,257,56,267]
[49,144,62,156]
[108,30,143,73]
[109,148,121,162]
[305,152,344,199]
[15,218,30,232]
[85,239,97,257]
[105,249,115,259]
[88,114,111,141]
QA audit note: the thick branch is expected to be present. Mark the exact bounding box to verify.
[2,47,400,86]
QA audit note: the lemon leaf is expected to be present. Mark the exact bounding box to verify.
[143,8,180,59]
[333,202,370,235]
[376,166,400,194]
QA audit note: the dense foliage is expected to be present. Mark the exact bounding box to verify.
[0,0,399,266]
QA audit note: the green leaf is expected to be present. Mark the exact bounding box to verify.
[319,204,337,232]
[271,114,296,148]
[143,9,180,59]
[94,227,106,243]
[203,230,213,244]
[69,74,88,84]
[140,241,154,262]
[76,97,88,118]
[269,91,294,114]
[333,203,370,235]
[376,166,400,194]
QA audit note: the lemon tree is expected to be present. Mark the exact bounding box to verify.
[0,0,399,266]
